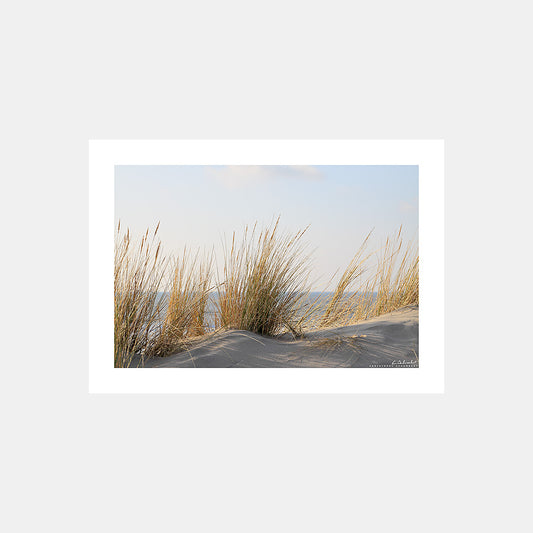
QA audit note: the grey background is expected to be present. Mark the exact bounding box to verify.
[2,1,531,532]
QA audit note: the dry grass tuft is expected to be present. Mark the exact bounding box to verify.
[114,223,213,365]
[149,250,213,357]
[316,226,419,327]
[114,223,167,368]
[215,218,312,336]
[318,231,374,327]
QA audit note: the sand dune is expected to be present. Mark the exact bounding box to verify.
[142,305,418,368]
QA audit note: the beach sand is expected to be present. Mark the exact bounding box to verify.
[141,305,419,368]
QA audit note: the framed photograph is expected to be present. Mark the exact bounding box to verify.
[89,140,444,393]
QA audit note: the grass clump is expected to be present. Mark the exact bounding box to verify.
[149,250,213,357]
[317,227,419,327]
[114,223,213,366]
[114,223,166,368]
[215,218,312,336]
[319,231,373,327]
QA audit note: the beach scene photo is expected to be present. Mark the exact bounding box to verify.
[115,165,419,368]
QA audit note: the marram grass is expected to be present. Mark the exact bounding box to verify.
[114,223,166,368]
[316,226,419,327]
[215,218,312,336]
[149,250,214,358]
[114,220,419,367]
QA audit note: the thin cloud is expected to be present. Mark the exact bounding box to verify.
[400,197,419,213]
[207,165,323,189]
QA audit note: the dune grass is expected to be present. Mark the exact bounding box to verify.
[149,250,214,357]
[114,220,419,366]
[114,223,167,368]
[215,219,312,336]
[316,227,419,327]
[318,231,374,327]
[114,224,213,366]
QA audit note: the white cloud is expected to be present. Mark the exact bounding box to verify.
[207,165,323,189]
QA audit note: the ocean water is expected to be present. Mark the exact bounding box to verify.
[156,291,377,330]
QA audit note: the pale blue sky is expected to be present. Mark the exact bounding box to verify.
[115,165,418,289]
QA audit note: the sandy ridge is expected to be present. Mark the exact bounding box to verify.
[140,305,419,368]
